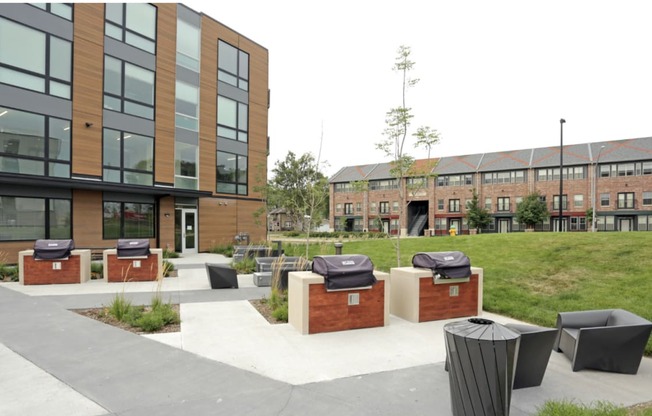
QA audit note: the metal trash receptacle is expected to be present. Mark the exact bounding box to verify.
[444,318,520,416]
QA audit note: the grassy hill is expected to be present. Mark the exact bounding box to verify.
[283,232,652,355]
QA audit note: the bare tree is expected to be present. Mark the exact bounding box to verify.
[375,45,440,267]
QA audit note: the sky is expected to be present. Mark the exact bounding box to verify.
[185,0,652,177]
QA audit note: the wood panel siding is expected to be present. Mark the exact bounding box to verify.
[236,199,267,243]
[198,197,237,250]
[72,3,105,177]
[158,196,175,252]
[72,189,104,248]
[154,3,177,184]
[198,17,219,193]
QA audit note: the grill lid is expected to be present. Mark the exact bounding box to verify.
[411,251,471,279]
[311,254,376,290]
[116,239,150,258]
[33,239,75,260]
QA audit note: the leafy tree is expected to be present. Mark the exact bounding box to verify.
[375,45,440,266]
[515,192,549,229]
[270,151,329,255]
[465,189,492,231]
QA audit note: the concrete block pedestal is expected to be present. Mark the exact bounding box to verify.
[288,271,390,335]
[390,266,483,322]
[103,248,163,282]
[19,249,91,285]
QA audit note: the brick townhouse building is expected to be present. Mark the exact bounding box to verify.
[0,3,269,263]
[329,137,652,235]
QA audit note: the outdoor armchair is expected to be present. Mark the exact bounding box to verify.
[504,323,558,389]
[553,309,652,374]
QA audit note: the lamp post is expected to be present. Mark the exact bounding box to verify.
[559,119,565,232]
[592,145,606,232]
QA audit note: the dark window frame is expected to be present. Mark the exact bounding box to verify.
[0,195,71,241]
[103,55,156,120]
[104,3,157,54]
[216,150,248,195]
[102,128,154,186]
[102,200,155,239]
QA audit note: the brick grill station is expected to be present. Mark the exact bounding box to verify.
[103,248,163,282]
[389,267,483,323]
[288,271,390,335]
[19,250,91,285]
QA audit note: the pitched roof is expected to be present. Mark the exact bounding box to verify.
[329,136,652,183]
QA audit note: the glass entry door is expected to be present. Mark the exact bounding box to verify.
[181,208,197,254]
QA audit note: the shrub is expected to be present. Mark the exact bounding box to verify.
[162,260,175,277]
[134,312,166,332]
[210,244,234,257]
[108,293,133,321]
[232,257,255,274]
[271,303,288,322]
[90,262,103,279]
[536,400,627,416]
[163,249,179,259]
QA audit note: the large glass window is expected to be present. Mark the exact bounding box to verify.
[31,3,73,20]
[104,55,155,120]
[0,107,70,177]
[176,19,200,71]
[617,192,635,209]
[216,151,247,195]
[103,201,155,239]
[217,95,248,142]
[553,195,568,210]
[103,128,154,186]
[175,142,198,190]
[175,81,199,131]
[0,196,70,241]
[600,193,610,207]
[105,3,157,54]
[497,197,510,212]
[449,199,460,213]
[218,40,249,91]
[0,17,71,98]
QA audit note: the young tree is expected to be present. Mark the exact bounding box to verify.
[515,192,549,230]
[375,45,440,266]
[465,189,492,232]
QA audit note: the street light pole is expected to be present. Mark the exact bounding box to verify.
[559,119,565,232]
[592,145,606,232]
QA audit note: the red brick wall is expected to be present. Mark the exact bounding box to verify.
[106,254,158,282]
[418,273,479,322]
[308,281,385,334]
[23,256,82,285]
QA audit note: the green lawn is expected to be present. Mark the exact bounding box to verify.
[283,232,652,355]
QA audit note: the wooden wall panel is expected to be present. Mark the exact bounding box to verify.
[72,3,105,177]
[0,242,30,265]
[236,199,267,243]
[198,17,219,193]
[72,189,104,248]
[198,197,237,250]
[154,3,177,184]
[159,196,175,251]
[240,36,269,110]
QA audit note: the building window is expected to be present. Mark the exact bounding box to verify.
[437,174,472,187]
[437,199,444,210]
[570,217,586,231]
[0,17,72,99]
[174,142,198,190]
[449,199,460,213]
[103,201,155,239]
[379,201,390,214]
[617,192,635,209]
[216,151,247,195]
[392,201,399,212]
[218,40,249,91]
[638,215,652,231]
[176,18,200,71]
[175,81,199,131]
[643,192,652,206]
[105,3,157,54]
[435,218,447,230]
[104,55,155,120]
[617,163,635,177]
[370,202,377,213]
[30,3,73,20]
[484,197,492,210]
[335,203,342,213]
[600,193,610,207]
[0,107,71,177]
[344,203,353,215]
[102,129,154,186]
[553,195,568,211]
[334,183,353,192]
[369,179,398,190]
[356,202,362,212]
[497,197,510,212]
[483,170,526,184]
[217,95,248,143]
[0,196,71,241]
[574,194,584,208]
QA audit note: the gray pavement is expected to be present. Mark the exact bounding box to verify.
[1,252,651,415]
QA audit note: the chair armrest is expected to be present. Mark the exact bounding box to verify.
[553,309,613,351]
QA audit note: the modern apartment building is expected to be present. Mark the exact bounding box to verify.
[330,137,652,236]
[0,3,269,263]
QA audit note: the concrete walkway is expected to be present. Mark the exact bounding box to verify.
[1,253,651,415]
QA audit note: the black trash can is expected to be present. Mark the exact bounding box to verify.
[444,318,520,416]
